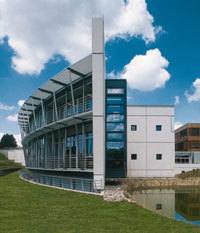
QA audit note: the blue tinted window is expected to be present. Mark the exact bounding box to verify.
[107,133,124,141]
[107,105,124,113]
[131,125,137,131]
[107,114,124,122]
[107,142,124,150]
[107,123,124,131]
[156,125,162,131]
[107,88,124,94]
[107,96,124,105]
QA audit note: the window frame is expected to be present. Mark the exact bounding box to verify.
[131,154,137,160]
[156,125,162,131]
[156,154,162,160]
[131,125,137,131]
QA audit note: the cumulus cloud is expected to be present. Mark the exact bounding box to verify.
[6,114,18,122]
[0,0,160,75]
[14,134,22,147]
[107,71,118,79]
[174,96,180,105]
[174,121,183,130]
[121,48,170,91]
[185,78,200,103]
[0,132,4,140]
[17,100,25,107]
[0,102,15,111]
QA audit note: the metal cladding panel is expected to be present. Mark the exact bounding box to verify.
[40,80,62,92]
[92,17,104,54]
[70,55,92,78]
[31,89,50,99]
[25,97,41,106]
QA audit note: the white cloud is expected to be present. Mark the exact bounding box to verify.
[174,121,183,130]
[14,134,22,147]
[121,48,170,91]
[0,132,4,141]
[0,0,160,75]
[17,100,25,107]
[174,96,180,105]
[6,114,18,122]
[0,102,15,111]
[185,78,200,103]
[107,71,118,79]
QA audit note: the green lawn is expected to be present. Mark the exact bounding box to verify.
[0,153,22,170]
[0,172,199,233]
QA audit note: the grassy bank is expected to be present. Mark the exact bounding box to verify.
[176,169,200,179]
[0,172,199,233]
[0,153,22,170]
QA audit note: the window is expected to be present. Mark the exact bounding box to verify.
[107,88,124,94]
[156,125,162,131]
[190,128,200,136]
[131,125,137,131]
[107,105,124,114]
[131,154,137,160]
[190,140,200,149]
[156,204,162,210]
[156,154,162,160]
[107,123,124,131]
[107,133,124,141]
[107,114,124,122]
[107,96,124,105]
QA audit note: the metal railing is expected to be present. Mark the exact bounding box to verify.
[46,96,92,126]
[26,154,93,171]
[20,169,102,193]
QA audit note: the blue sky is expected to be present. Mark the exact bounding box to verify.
[0,0,200,145]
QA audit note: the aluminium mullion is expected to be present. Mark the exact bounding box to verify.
[53,92,58,122]
[69,70,79,169]
[31,99,37,130]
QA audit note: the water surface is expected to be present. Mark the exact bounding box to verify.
[132,189,200,227]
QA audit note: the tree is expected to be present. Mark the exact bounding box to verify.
[0,134,17,148]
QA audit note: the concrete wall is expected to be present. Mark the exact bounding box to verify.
[0,148,25,166]
[92,17,105,188]
[127,106,175,178]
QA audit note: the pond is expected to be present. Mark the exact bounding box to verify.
[132,189,200,227]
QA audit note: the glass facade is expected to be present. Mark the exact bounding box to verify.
[23,74,94,175]
[105,79,127,178]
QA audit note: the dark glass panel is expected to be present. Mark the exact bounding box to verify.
[190,128,200,136]
[107,96,124,105]
[107,123,124,131]
[107,114,124,122]
[156,125,162,131]
[107,142,124,160]
[107,133,124,141]
[131,125,137,131]
[107,88,124,94]
[107,105,124,114]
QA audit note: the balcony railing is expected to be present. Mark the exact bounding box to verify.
[20,169,102,193]
[46,96,92,125]
[26,96,92,134]
[26,154,93,171]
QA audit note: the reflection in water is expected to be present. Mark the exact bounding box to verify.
[132,189,200,227]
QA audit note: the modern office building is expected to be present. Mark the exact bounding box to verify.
[174,123,200,173]
[18,17,175,193]
[175,123,200,151]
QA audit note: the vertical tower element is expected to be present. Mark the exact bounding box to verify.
[92,17,105,189]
